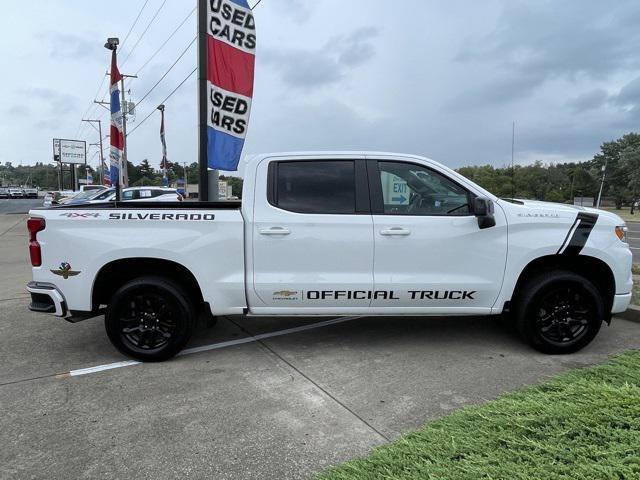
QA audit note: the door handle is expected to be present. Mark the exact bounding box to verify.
[380,227,411,236]
[259,227,291,236]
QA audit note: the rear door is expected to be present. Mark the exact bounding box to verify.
[250,157,374,314]
[368,157,508,314]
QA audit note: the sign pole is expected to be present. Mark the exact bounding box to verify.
[120,77,130,188]
[197,0,210,202]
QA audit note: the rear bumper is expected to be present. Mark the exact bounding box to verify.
[26,282,67,317]
[611,292,632,314]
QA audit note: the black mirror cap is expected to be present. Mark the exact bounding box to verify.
[473,197,496,229]
[478,215,496,229]
[473,197,493,216]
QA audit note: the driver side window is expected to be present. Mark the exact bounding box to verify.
[377,161,471,216]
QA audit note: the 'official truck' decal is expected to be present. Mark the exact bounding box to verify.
[273,290,477,301]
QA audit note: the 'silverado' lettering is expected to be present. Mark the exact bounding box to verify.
[108,213,215,221]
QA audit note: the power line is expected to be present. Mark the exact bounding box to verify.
[136,36,196,107]
[120,0,151,51]
[252,0,263,9]
[127,67,196,137]
[76,72,108,138]
[135,6,196,75]
[77,0,151,139]
[121,0,168,66]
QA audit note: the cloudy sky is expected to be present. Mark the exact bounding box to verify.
[2,0,640,175]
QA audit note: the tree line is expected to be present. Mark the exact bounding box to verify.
[2,132,639,206]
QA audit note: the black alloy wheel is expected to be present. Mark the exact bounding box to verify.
[105,276,195,362]
[119,293,178,352]
[515,270,604,354]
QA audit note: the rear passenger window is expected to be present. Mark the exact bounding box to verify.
[270,161,356,214]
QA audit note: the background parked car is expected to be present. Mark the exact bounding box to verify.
[43,190,76,207]
[121,187,183,202]
[0,187,8,199]
[64,188,112,205]
[8,187,24,198]
[22,187,38,198]
[56,187,183,206]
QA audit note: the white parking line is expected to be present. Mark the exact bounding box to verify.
[66,316,362,377]
[70,360,140,376]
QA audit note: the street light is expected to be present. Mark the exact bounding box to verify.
[104,37,119,50]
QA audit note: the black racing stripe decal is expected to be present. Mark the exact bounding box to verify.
[560,212,598,256]
[556,216,580,255]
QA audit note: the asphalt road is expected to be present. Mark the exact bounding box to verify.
[626,221,640,264]
[0,198,43,214]
[1,214,639,479]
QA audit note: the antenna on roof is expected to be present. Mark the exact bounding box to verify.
[511,121,516,200]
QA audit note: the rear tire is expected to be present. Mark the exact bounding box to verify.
[105,276,196,362]
[514,270,604,354]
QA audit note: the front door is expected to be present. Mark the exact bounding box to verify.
[368,158,508,314]
[251,157,374,314]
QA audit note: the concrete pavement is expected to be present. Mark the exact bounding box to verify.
[1,214,639,479]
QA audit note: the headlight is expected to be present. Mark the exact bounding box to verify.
[615,225,628,242]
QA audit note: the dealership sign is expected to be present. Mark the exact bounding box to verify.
[60,139,87,164]
[53,139,87,165]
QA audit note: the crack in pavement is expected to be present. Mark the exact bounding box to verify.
[225,316,391,443]
[0,295,30,303]
[0,215,26,237]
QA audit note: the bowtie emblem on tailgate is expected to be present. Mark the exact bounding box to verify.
[51,262,80,279]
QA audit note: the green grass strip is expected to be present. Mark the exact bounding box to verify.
[316,351,640,480]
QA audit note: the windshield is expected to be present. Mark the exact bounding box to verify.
[94,189,115,200]
[72,190,100,200]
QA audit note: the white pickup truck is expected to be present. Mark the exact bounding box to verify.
[27,152,632,361]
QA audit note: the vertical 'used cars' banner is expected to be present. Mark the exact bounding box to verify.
[109,51,124,186]
[207,0,256,171]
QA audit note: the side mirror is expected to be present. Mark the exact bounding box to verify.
[473,197,496,229]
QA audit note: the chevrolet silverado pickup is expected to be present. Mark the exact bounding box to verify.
[26,152,633,361]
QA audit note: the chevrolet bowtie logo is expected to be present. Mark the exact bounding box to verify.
[51,262,80,279]
[273,290,298,297]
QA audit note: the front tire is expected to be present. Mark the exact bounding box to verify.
[514,270,604,354]
[105,276,196,362]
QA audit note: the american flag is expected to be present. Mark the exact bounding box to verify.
[109,50,124,186]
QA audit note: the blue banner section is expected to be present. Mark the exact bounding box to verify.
[227,0,250,8]
[208,127,244,171]
[110,90,120,111]
[110,164,119,186]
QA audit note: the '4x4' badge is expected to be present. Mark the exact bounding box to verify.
[51,262,80,279]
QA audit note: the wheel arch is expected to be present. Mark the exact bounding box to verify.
[509,254,616,318]
[92,257,206,311]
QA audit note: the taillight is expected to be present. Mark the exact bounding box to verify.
[27,217,46,267]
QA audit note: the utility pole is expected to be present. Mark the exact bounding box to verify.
[511,121,516,200]
[82,119,105,185]
[596,161,607,208]
[183,161,189,197]
[94,73,137,189]
[121,74,137,188]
